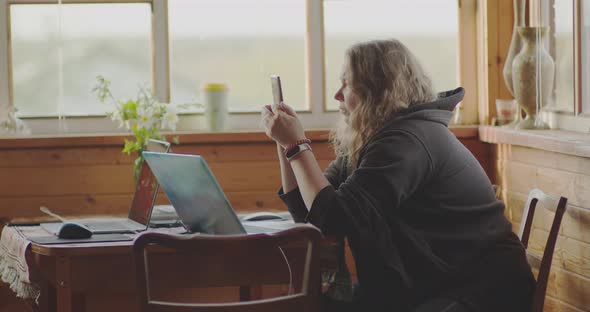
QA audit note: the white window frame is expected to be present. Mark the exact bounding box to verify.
[535,0,590,132]
[0,0,478,135]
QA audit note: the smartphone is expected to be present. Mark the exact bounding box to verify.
[270,75,283,111]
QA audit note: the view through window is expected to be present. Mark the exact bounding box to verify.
[168,0,306,112]
[551,0,575,112]
[323,0,459,110]
[5,0,467,122]
[10,3,151,117]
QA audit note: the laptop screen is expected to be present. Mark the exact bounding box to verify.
[142,152,245,234]
[127,161,158,226]
[128,139,172,226]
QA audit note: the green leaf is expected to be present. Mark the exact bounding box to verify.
[133,156,144,185]
[94,74,180,162]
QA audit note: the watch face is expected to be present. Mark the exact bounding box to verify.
[286,145,301,158]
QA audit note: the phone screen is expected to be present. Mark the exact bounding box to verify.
[270,75,283,109]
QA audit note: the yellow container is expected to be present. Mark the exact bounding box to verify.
[202,83,229,132]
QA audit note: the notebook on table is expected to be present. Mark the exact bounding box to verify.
[142,151,295,235]
[41,139,173,235]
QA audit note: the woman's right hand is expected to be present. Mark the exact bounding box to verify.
[261,102,306,148]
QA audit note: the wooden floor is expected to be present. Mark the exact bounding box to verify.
[0,284,28,312]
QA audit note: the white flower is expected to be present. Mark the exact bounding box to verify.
[136,106,154,129]
[161,104,179,131]
[110,110,125,128]
[124,119,133,130]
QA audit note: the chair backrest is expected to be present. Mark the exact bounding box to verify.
[133,225,322,312]
[517,188,568,312]
[492,184,501,199]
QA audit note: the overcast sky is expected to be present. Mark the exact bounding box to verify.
[9,0,580,40]
[10,0,461,40]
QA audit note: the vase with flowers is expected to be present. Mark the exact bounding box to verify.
[93,76,182,183]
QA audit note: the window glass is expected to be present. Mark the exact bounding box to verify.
[168,0,306,112]
[551,0,575,112]
[323,0,458,110]
[582,0,590,113]
[10,4,151,117]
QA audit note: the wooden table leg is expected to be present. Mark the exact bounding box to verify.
[55,256,84,312]
[239,285,263,301]
[37,279,56,312]
[239,285,250,301]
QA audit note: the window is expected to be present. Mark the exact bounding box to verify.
[0,0,476,134]
[536,0,590,131]
[581,0,590,113]
[551,0,574,113]
[168,0,306,112]
[10,3,151,116]
[323,0,459,111]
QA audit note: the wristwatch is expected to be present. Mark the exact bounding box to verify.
[285,143,312,161]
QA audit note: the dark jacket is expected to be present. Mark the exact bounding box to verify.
[280,88,534,312]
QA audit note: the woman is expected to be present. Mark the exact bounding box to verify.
[261,39,534,312]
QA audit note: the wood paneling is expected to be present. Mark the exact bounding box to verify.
[0,165,134,197]
[528,228,590,279]
[0,129,483,222]
[480,126,590,159]
[507,191,590,244]
[497,148,590,208]
[545,296,586,312]
[545,266,590,311]
[478,0,514,125]
[496,144,590,312]
[505,145,590,175]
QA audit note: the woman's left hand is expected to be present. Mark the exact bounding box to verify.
[261,102,306,148]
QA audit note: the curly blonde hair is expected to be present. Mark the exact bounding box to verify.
[330,39,437,171]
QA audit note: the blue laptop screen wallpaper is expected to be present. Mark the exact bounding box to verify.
[142,152,244,234]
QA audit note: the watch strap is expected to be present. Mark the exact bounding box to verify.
[285,143,312,161]
[284,138,312,153]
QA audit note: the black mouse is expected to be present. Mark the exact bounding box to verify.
[241,212,285,222]
[58,222,93,239]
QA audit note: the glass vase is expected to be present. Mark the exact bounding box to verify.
[512,27,554,129]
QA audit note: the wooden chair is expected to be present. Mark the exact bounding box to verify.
[517,188,568,312]
[492,184,501,199]
[133,225,322,312]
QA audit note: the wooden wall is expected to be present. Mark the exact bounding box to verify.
[478,0,515,125]
[0,129,488,222]
[495,144,590,312]
[0,132,333,222]
[0,128,489,311]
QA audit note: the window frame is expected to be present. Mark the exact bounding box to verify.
[573,0,589,117]
[0,0,478,135]
[536,0,590,130]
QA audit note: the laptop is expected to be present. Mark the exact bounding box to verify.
[41,139,172,235]
[142,151,294,235]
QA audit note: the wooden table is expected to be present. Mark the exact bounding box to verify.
[29,239,140,312]
[24,226,342,312]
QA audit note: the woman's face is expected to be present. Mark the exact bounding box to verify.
[334,62,359,123]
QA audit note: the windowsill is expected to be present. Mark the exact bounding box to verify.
[479,125,590,158]
[0,126,479,149]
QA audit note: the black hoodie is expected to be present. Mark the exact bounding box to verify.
[280,88,535,312]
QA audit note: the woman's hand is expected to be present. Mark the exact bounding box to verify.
[261,102,306,148]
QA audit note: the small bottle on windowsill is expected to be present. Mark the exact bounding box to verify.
[450,102,464,125]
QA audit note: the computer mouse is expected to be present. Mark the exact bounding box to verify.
[242,212,285,222]
[58,222,93,239]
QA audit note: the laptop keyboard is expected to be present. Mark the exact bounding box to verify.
[242,224,279,234]
[84,221,136,232]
